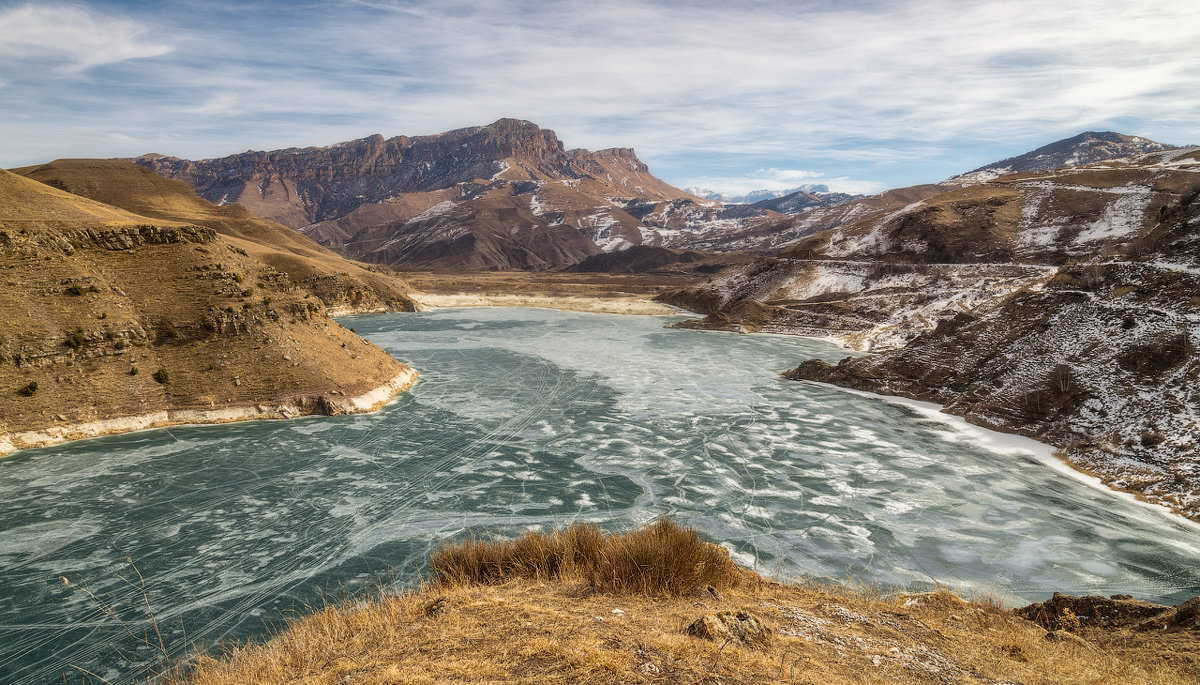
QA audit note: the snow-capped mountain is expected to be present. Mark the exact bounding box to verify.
[946,131,1173,185]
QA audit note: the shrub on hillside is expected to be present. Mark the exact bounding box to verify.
[153,368,169,384]
[430,518,741,596]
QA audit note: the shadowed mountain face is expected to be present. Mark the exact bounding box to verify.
[0,166,415,455]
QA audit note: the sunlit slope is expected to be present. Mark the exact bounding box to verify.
[15,159,417,314]
[0,167,413,454]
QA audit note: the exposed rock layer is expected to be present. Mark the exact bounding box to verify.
[0,167,415,455]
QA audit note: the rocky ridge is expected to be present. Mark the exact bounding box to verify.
[660,146,1200,518]
[135,119,785,270]
[0,167,416,456]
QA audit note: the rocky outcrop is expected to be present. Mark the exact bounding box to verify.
[658,257,1053,351]
[684,610,774,647]
[783,260,1200,518]
[1017,592,1200,633]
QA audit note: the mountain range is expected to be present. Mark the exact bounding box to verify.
[136,119,770,271]
[134,123,1175,271]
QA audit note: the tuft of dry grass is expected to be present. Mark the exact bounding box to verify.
[430,518,742,596]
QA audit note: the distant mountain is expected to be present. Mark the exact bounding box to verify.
[751,189,862,214]
[137,119,782,270]
[685,184,835,204]
[947,131,1173,185]
[686,131,1177,254]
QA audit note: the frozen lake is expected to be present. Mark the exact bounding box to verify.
[3,308,1198,683]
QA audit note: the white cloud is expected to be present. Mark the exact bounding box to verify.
[1,0,1198,189]
[0,3,172,72]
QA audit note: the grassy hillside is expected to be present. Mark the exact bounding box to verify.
[14,159,417,314]
[162,521,1200,685]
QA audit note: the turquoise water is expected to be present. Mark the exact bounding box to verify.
[2,308,1198,683]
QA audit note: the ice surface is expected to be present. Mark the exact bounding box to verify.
[3,309,1199,683]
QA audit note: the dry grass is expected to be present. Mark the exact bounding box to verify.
[430,519,742,596]
[158,521,1200,685]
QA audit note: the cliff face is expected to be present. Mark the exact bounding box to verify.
[0,168,415,455]
[136,119,591,228]
[135,119,784,270]
[661,147,1200,518]
[786,260,1200,519]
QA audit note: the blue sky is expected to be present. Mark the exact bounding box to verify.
[1,0,1197,195]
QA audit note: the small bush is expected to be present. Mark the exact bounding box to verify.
[64,328,86,349]
[153,368,169,384]
[129,366,139,376]
[64,285,86,296]
[18,381,38,396]
[430,518,741,596]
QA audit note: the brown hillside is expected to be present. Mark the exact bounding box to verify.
[14,159,417,314]
[0,168,414,456]
[167,522,1200,685]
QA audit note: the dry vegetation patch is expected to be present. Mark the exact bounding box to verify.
[161,522,1199,685]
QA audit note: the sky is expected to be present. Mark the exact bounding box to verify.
[1,0,1198,196]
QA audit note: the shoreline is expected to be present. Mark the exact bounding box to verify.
[411,292,677,316]
[0,366,417,459]
[804,380,1200,531]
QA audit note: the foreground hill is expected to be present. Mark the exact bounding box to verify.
[660,147,1200,518]
[15,159,417,314]
[135,119,783,270]
[165,521,1200,685]
[0,168,415,456]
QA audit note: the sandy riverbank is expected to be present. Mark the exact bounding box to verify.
[412,292,677,315]
[0,366,417,458]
